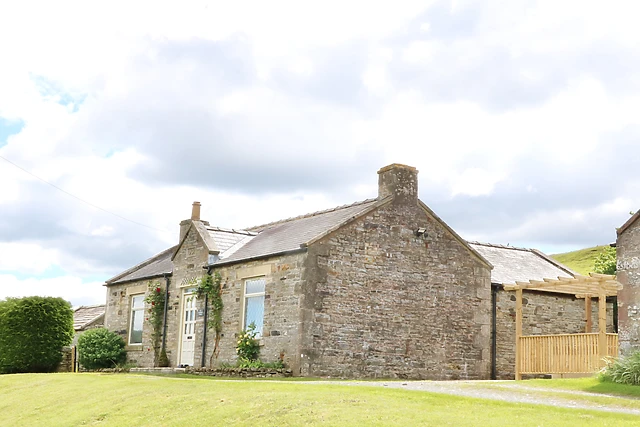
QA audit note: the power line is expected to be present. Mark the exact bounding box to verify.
[0,154,171,233]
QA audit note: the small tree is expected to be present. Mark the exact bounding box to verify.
[77,328,127,370]
[594,246,617,275]
[0,296,74,373]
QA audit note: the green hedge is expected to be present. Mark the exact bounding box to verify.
[77,328,127,370]
[0,296,74,373]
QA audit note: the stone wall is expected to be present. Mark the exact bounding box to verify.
[617,219,640,355]
[57,346,75,372]
[494,289,614,379]
[300,200,492,380]
[105,221,214,368]
[104,224,306,370]
[186,366,293,378]
[207,253,305,372]
[104,278,162,367]
[166,222,212,368]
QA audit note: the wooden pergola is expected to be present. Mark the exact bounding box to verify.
[503,273,622,380]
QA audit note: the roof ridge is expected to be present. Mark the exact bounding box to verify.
[467,240,532,252]
[246,198,379,232]
[206,226,258,236]
[74,304,106,311]
[530,248,577,277]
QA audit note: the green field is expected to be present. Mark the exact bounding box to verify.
[0,374,639,426]
[551,245,610,275]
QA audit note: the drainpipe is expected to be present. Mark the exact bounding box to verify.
[201,292,209,368]
[491,283,498,380]
[161,274,170,354]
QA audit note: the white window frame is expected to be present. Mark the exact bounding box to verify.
[243,277,266,337]
[129,294,145,345]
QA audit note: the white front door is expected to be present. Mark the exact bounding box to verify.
[180,292,197,366]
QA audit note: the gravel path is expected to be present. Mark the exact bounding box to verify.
[298,380,640,415]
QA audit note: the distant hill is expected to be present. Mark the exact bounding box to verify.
[550,245,610,276]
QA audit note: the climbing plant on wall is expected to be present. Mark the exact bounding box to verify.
[196,271,224,367]
[144,282,168,367]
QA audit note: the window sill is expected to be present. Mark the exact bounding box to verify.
[126,345,143,352]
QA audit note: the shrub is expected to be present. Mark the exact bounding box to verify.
[0,296,74,373]
[77,328,127,370]
[600,351,640,385]
[594,246,616,275]
[236,323,260,362]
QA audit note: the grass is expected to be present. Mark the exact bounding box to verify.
[551,245,609,275]
[471,377,640,411]
[1,374,640,426]
[518,377,640,398]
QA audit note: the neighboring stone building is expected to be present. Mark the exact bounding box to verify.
[615,212,640,354]
[470,242,614,379]
[104,163,598,379]
[72,304,105,343]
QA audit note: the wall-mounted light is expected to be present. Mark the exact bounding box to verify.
[415,227,428,238]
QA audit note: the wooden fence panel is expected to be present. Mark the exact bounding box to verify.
[518,333,618,375]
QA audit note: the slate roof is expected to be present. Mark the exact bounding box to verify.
[206,227,257,255]
[106,246,176,285]
[468,242,575,285]
[212,198,381,266]
[618,210,640,236]
[108,200,571,286]
[73,304,105,331]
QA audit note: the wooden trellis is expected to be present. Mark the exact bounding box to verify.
[503,273,622,380]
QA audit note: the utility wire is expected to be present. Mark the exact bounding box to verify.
[0,154,171,233]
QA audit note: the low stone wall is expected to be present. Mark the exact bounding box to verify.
[186,366,293,378]
[84,367,132,373]
[57,346,75,372]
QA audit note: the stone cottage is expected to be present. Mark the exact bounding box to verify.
[615,212,640,354]
[72,304,105,344]
[104,164,612,379]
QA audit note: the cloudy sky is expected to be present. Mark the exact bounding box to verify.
[1,0,639,307]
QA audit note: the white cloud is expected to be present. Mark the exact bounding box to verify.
[90,226,115,237]
[1,0,640,303]
[0,243,59,275]
[451,168,505,197]
[0,274,105,308]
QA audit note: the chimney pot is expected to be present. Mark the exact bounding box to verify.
[191,201,201,221]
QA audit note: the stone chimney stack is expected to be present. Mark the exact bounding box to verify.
[179,201,202,242]
[191,201,201,221]
[377,164,419,203]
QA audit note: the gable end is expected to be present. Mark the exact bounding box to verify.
[418,200,493,269]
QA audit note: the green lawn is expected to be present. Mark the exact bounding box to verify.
[551,245,609,275]
[474,377,640,411]
[0,374,639,426]
[520,377,640,398]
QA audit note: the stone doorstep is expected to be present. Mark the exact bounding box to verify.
[130,367,187,374]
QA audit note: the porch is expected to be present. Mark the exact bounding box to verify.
[503,273,622,380]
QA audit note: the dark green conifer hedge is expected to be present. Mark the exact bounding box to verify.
[0,296,74,373]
